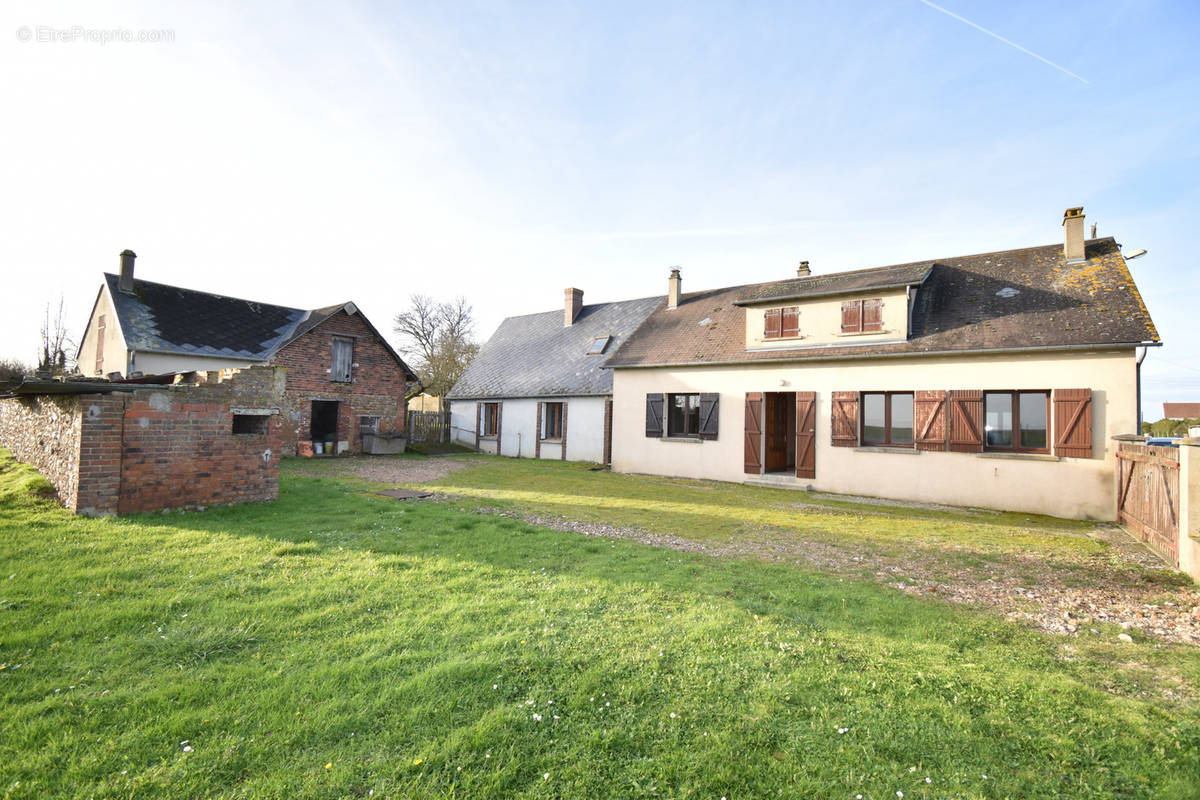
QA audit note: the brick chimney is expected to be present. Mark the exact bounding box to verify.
[1062,207,1085,262]
[667,268,681,310]
[118,249,137,293]
[564,287,583,326]
[797,260,811,277]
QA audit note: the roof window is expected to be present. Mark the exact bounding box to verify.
[587,336,610,355]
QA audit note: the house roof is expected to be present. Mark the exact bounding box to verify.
[101,273,307,360]
[446,296,662,399]
[1163,402,1200,419]
[94,276,417,380]
[605,238,1160,368]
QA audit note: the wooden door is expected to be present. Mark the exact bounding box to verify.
[744,393,762,474]
[765,393,789,472]
[795,392,816,479]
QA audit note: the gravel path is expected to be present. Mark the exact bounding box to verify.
[290,455,472,484]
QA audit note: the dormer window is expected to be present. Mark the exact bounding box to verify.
[841,299,883,334]
[587,336,610,355]
[764,307,800,339]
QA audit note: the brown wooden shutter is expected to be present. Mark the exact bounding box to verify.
[831,391,858,447]
[764,308,782,339]
[331,337,353,382]
[781,307,799,338]
[645,394,664,437]
[948,390,983,453]
[1053,389,1093,458]
[744,392,762,474]
[535,402,543,458]
[795,391,816,479]
[496,402,502,453]
[603,399,613,466]
[560,402,568,460]
[475,402,481,449]
[95,314,106,376]
[698,393,720,440]
[913,390,948,451]
[841,301,861,333]
[862,299,883,332]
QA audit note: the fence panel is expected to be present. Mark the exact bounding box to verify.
[1116,442,1181,565]
[407,410,450,443]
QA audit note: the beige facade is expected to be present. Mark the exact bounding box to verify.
[744,287,910,350]
[611,348,1136,520]
[77,287,129,377]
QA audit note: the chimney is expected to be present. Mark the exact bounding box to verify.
[667,268,681,310]
[797,260,811,277]
[564,287,583,327]
[118,249,137,293]
[1062,207,1085,262]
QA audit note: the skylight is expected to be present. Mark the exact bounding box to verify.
[587,336,610,355]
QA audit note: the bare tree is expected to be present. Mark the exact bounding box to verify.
[0,357,31,385]
[393,295,479,409]
[38,297,75,377]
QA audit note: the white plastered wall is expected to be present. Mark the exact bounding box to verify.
[133,352,260,376]
[744,288,909,350]
[611,349,1137,520]
[77,288,130,377]
[450,396,609,463]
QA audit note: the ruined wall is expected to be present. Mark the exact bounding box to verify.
[270,310,409,455]
[0,394,84,508]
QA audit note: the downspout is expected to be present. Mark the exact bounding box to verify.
[1136,346,1148,435]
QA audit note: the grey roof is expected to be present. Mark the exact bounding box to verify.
[735,262,933,305]
[447,296,661,399]
[102,273,307,360]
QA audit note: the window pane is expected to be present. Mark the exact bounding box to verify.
[1019,392,1047,449]
[862,393,885,444]
[985,393,1012,447]
[890,394,913,444]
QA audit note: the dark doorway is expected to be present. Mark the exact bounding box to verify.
[763,392,796,473]
[311,400,339,444]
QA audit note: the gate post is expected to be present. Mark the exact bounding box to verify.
[1179,441,1200,582]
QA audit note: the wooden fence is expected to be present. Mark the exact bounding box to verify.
[407,410,450,443]
[1116,441,1181,565]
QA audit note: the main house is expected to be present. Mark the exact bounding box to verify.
[76,250,417,455]
[446,289,659,463]
[603,208,1159,520]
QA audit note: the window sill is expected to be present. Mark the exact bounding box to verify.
[855,445,920,455]
[661,436,703,443]
[838,329,889,338]
[539,438,563,444]
[978,452,1060,462]
[479,435,498,441]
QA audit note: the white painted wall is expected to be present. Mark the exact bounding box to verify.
[134,352,260,376]
[449,396,610,463]
[612,349,1137,520]
[744,288,909,350]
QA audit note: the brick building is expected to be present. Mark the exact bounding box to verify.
[0,367,283,515]
[76,250,417,454]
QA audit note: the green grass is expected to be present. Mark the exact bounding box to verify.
[1,448,1198,798]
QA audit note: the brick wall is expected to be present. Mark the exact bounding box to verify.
[0,394,85,509]
[0,366,284,515]
[270,310,410,455]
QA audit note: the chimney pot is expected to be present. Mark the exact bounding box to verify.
[564,287,583,327]
[1062,207,1085,262]
[667,268,681,310]
[118,249,137,293]
[797,260,811,277]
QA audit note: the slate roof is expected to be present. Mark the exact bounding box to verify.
[605,238,1160,368]
[447,297,661,399]
[102,273,307,360]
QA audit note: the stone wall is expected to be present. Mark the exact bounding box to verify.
[0,393,84,509]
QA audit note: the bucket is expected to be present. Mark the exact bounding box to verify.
[313,442,324,455]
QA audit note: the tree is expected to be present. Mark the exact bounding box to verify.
[38,297,75,377]
[0,358,31,385]
[393,295,479,407]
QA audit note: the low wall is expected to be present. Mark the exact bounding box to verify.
[1178,443,1200,582]
[0,394,84,508]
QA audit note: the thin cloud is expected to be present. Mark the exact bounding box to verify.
[918,0,1088,84]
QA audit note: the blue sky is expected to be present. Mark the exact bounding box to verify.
[2,0,1197,417]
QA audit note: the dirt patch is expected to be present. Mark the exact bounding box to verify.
[291,455,472,485]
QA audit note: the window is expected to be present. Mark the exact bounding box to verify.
[861,392,913,446]
[764,307,800,339]
[587,336,610,355]
[482,402,500,437]
[232,414,269,435]
[984,391,1048,452]
[841,298,884,333]
[359,416,380,436]
[331,337,353,383]
[542,402,564,439]
[667,393,701,437]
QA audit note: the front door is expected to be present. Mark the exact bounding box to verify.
[763,392,795,473]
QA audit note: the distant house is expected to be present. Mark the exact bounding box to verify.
[76,250,417,455]
[446,289,659,463]
[603,207,1160,521]
[1163,403,1200,420]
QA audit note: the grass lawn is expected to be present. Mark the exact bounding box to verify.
[1,449,1198,798]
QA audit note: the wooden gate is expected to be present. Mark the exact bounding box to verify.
[407,410,450,443]
[1116,442,1181,565]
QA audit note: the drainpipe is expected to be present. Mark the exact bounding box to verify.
[1136,346,1148,435]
